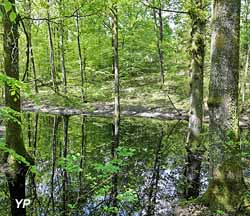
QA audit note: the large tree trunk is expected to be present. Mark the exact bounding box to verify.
[1,1,33,215]
[204,0,246,212]
[184,0,205,199]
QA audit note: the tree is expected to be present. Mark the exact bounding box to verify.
[47,0,57,92]
[110,2,120,214]
[75,10,86,102]
[21,0,38,93]
[1,1,33,215]
[59,0,67,94]
[184,0,206,199]
[204,0,247,212]
[152,0,165,85]
[241,0,250,103]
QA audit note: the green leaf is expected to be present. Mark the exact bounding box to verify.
[9,11,17,22]
[216,210,225,215]
[4,1,12,12]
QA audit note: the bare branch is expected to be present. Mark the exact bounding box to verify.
[141,1,189,15]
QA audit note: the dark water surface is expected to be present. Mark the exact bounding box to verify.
[2,113,250,215]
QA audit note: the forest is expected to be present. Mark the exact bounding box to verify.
[0,0,250,215]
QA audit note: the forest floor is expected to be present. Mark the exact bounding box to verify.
[18,71,250,128]
[1,71,250,127]
[32,71,191,110]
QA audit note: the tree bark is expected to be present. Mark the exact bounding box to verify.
[75,12,86,102]
[59,0,67,94]
[184,0,205,199]
[33,113,39,156]
[204,0,246,212]
[50,116,59,213]
[242,46,249,103]
[1,1,33,215]
[110,3,120,215]
[62,115,69,216]
[146,129,164,215]
[152,1,165,85]
[242,0,250,104]
[47,0,57,92]
[20,16,38,93]
[79,116,86,194]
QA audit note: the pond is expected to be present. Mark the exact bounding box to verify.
[1,113,250,215]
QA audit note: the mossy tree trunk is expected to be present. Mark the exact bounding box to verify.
[204,0,246,213]
[184,0,205,199]
[1,1,33,215]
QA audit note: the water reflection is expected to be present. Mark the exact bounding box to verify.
[1,113,205,215]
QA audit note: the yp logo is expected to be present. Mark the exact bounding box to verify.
[15,199,31,208]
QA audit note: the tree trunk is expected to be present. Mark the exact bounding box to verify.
[146,129,164,215]
[242,46,249,103]
[59,0,67,94]
[21,0,38,93]
[204,0,246,212]
[79,116,86,194]
[47,0,57,92]
[75,12,86,102]
[33,113,39,156]
[30,42,38,93]
[1,1,33,215]
[50,116,59,213]
[21,0,30,83]
[152,1,165,85]
[27,113,31,147]
[242,0,250,104]
[110,3,120,215]
[184,0,205,199]
[62,115,69,216]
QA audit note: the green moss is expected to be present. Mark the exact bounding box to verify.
[201,159,246,214]
[207,96,223,107]
[215,33,225,49]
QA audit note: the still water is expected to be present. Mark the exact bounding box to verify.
[0,112,234,216]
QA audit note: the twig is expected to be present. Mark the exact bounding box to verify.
[141,1,189,15]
